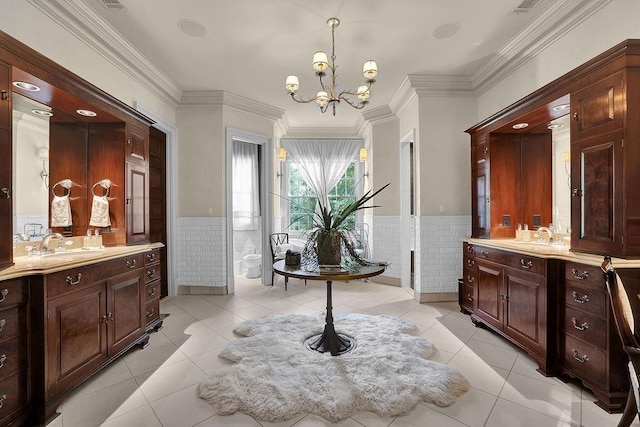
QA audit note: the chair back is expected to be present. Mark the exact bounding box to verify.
[270,233,289,261]
[603,257,640,350]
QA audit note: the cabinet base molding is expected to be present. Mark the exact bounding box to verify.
[178,285,228,295]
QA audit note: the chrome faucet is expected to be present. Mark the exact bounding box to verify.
[39,233,64,254]
[13,233,30,242]
[536,227,554,243]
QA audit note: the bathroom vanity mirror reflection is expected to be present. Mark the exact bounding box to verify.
[550,114,571,234]
[12,93,51,241]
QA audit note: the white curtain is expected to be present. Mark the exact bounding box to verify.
[232,141,260,230]
[282,139,361,208]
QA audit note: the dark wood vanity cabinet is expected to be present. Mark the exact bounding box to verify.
[0,278,29,427]
[30,251,152,425]
[466,243,552,374]
[557,261,628,411]
[143,247,163,332]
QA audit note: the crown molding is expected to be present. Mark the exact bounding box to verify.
[472,0,613,95]
[13,111,50,133]
[361,105,396,124]
[281,127,363,139]
[27,0,181,108]
[180,90,285,121]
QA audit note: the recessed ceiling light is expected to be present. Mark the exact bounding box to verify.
[178,19,207,37]
[432,22,460,40]
[512,123,529,129]
[547,123,564,129]
[31,109,53,117]
[12,81,41,91]
[76,109,97,117]
[553,103,570,112]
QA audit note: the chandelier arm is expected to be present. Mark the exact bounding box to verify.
[340,96,366,110]
[289,91,317,104]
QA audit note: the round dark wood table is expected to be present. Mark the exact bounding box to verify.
[273,259,386,356]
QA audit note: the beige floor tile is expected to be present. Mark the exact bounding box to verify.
[390,403,468,426]
[499,371,581,423]
[420,327,470,354]
[447,355,509,396]
[426,387,498,427]
[485,398,573,427]
[400,309,439,328]
[102,404,162,426]
[177,331,230,357]
[292,414,368,426]
[349,411,395,427]
[457,338,519,371]
[150,384,217,426]
[190,348,236,375]
[194,412,262,426]
[123,341,188,377]
[136,358,207,403]
[69,358,133,398]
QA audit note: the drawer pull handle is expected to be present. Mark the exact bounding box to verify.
[467,275,475,283]
[148,287,156,297]
[0,354,6,368]
[571,317,589,331]
[0,319,5,332]
[481,251,489,257]
[572,269,589,280]
[146,253,155,262]
[572,349,589,363]
[520,259,533,269]
[467,259,475,267]
[147,269,155,278]
[466,245,473,253]
[126,259,137,269]
[0,394,6,409]
[146,308,154,317]
[572,291,589,304]
[66,273,82,286]
[0,289,8,303]
[467,293,473,302]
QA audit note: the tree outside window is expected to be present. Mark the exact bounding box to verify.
[288,162,358,231]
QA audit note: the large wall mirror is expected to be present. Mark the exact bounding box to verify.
[11,66,123,242]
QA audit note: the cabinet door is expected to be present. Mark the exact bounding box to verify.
[0,61,11,268]
[126,124,149,165]
[504,268,546,354]
[108,270,145,355]
[570,134,623,255]
[47,283,108,397]
[126,162,150,244]
[571,72,624,141]
[475,260,503,330]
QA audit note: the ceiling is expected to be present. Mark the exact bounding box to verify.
[81,0,565,129]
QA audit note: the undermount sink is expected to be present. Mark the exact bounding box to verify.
[37,247,104,258]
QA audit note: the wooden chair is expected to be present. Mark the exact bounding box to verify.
[602,257,640,427]
[270,233,289,290]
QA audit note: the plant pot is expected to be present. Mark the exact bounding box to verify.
[316,229,342,266]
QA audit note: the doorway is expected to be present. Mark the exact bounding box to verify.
[400,130,415,289]
[226,129,270,294]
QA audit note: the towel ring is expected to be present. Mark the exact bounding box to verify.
[51,181,71,197]
[91,181,110,197]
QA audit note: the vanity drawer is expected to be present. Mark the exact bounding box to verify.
[145,299,160,326]
[144,248,162,266]
[564,262,605,289]
[562,334,606,385]
[0,279,26,308]
[563,307,606,349]
[145,281,160,303]
[564,284,606,318]
[0,369,28,422]
[0,338,26,379]
[0,307,23,344]
[144,264,161,284]
[46,254,145,298]
[475,246,545,276]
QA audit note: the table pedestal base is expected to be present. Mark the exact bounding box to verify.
[304,328,356,356]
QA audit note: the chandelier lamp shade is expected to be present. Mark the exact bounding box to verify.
[285,17,378,116]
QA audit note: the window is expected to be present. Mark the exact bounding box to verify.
[287,162,359,231]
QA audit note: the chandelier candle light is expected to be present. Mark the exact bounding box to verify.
[285,18,378,116]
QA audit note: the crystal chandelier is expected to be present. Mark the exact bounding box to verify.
[285,17,378,116]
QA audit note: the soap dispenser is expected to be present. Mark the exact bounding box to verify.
[84,230,91,248]
[95,229,102,248]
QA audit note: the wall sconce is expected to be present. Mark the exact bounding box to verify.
[278,147,287,162]
[359,147,368,162]
[561,151,571,189]
[38,147,49,188]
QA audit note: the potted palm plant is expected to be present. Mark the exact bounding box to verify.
[302,183,390,267]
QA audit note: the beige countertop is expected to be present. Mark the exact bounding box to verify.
[465,238,640,268]
[0,243,164,281]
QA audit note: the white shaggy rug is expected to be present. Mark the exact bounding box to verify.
[198,313,469,422]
